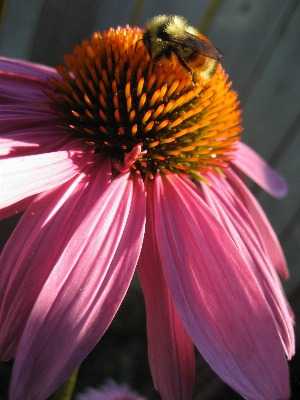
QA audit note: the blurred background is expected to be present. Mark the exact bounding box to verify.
[0,0,299,398]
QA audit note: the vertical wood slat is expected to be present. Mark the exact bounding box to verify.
[29,0,100,66]
[241,2,300,158]
[0,0,44,60]
[207,0,288,90]
[237,3,300,299]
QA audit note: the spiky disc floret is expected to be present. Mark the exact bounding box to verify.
[48,26,242,178]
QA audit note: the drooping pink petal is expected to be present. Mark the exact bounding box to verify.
[9,162,146,400]
[232,141,288,198]
[153,172,290,400]
[225,167,289,279]
[0,139,93,208]
[137,178,195,400]
[200,173,294,359]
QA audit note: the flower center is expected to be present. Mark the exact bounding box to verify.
[48,27,242,178]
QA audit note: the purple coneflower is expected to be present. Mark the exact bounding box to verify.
[0,25,295,400]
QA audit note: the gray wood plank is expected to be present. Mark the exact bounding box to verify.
[92,0,138,32]
[208,0,289,91]
[282,218,300,296]
[240,2,300,160]
[0,0,44,59]
[137,0,211,27]
[29,0,100,66]
[253,127,300,296]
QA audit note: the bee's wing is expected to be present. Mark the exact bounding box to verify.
[170,32,224,62]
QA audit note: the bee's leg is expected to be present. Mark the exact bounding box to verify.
[177,55,197,84]
[153,47,173,62]
[153,52,163,62]
[135,38,144,53]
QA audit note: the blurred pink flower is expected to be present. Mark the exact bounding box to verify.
[75,379,146,400]
[0,25,294,400]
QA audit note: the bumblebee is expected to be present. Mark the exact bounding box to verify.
[142,15,224,84]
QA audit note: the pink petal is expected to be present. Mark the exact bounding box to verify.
[225,167,289,279]
[0,57,58,80]
[201,173,294,359]
[0,124,71,158]
[0,159,112,359]
[0,139,93,208]
[0,195,35,220]
[0,106,60,133]
[8,164,146,400]
[232,142,288,198]
[0,73,52,106]
[137,178,195,400]
[153,172,290,400]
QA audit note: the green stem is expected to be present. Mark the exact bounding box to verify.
[0,0,9,38]
[49,367,79,400]
[129,0,147,26]
[198,0,224,34]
